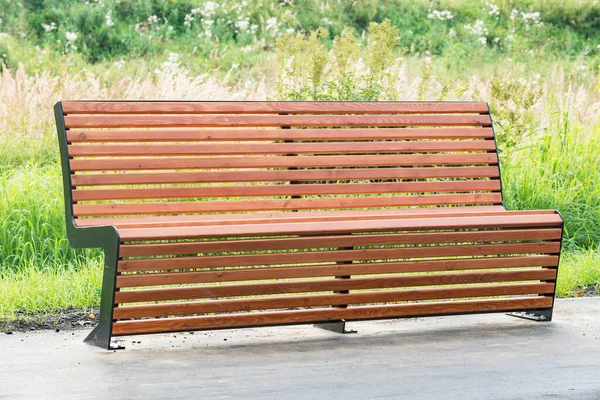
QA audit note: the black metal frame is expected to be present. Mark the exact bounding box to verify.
[52,100,563,349]
[54,102,122,350]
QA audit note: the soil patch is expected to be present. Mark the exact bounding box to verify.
[570,284,600,298]
[1,307,99,334]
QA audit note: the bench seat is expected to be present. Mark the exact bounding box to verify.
[112,209,559,240]
[54,101,564,349]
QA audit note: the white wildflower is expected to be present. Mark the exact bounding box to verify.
[477,37,487,46]
[42,22,57,32]
[241,45,252,53]
[286,28,295,34]
[113,60,125,68]
[321,17,332,25]
[231,63,239,69]
[105,12,114,27]
[184,14,194,27]
[521,11,543,27]
[235,19,250,32]
[464,20,488,36]
[147,15,159,24]
[487,3,500,17]
[266,17,278,30]
[493,37,500,43]
[65,31,78,42]
[510,9,519,21]
[448,28,456,37]
[203,1,218,18]
[428,9,453,21]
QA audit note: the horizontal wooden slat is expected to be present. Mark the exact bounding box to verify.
[117,255,560,288]
[111,297,553,335]
[77,206,507,228]
[71,167,500,187]
[62,101,490,115]
[114,269,557,303]
[70,153,499,172]
[67,140,496,157]
[119,228,562,257]
[66,128,494,142]
[82,208,546,230]
[64,114,492,129]
[113,283,554,319]
[118,242,561,272]
[115,212,560,240]
[72,180,500,202]
[74,193,503,217]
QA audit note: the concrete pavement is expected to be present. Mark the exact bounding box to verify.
[1,298,599,399]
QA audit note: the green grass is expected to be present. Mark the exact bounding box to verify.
[503,112,600,250]
[0,263,102,319]
[556,247,600,297]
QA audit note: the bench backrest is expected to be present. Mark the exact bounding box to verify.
[55,101,501,222]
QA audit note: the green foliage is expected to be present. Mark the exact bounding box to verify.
[274,20,401,100]
[503,116,600,249]
[0,166,101,274]
[0,0,599,74]
[489,76,543,151]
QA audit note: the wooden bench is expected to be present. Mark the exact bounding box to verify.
[54,101,564,350]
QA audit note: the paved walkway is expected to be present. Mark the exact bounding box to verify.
[2,298,599,399]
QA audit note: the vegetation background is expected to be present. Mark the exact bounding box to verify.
[0,0,598,321]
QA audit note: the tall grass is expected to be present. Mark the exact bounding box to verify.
[0,166,101,274]
[0,263,102,319]
[504,113,600,250]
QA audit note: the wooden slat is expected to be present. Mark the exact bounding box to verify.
[115,212,559,240]
[76,206,507,228]
[64,114,492,129]
[62,101,490,115]
[82,208,546,230]
[66,128,494,142]
[72,180,500,202]
[71,167,500,187]
[114,269,557,303]
[119,229,562,257]
[113,283,554,319]
[117,256,559,288]
[73,193,503,217]
[70,153,499,172]
[111,297,553,335]
[67,140,496,157]
[117,242,561,272]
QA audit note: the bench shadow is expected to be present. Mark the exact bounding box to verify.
[110,316,564,356]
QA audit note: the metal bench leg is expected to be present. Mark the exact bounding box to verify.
[83,234,124,350]
[314,320,357,334]
[506,309,553,322]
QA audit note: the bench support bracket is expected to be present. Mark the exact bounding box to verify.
[314,320,357,334]
[82,231,122,350]
[506,309,553,322]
